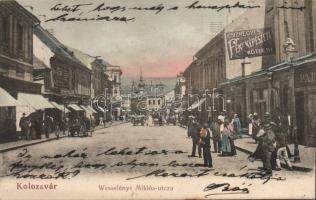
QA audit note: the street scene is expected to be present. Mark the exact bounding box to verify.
[0,0,315,199]
[0,123,314,199]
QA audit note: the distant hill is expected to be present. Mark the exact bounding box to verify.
[121,77,178,95]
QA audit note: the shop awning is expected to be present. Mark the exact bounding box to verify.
[188,98,206,110]
[68,104,83,111]
[50,101,70,113]
[80,105,98,114]
[87,105,98,113]
[18,93,54,110]
[0,87,23,107]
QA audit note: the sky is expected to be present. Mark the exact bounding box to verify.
[18,0,252,78]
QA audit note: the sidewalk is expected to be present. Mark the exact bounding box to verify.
[0,121,126,153]
[234,136,315,171]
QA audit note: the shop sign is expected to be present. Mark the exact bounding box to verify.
[295,67,316,87]
[226,28,275,60]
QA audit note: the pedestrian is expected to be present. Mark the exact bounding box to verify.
[44,115,50,138]
[252,112,261,143]
[188,119,202,158]
[211,119,221,153]
[199,123,213,168]
[187,117,194,138]
[19,113,30,140]
[248,114,253,136]
[221,120,235,156]
[275,127,293,171]
[232,114,242,138]
[258,121,276,176]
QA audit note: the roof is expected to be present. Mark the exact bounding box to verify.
[96,58,112,67]
[34,26,87,69]
[66,46,95,70]
[0,1,40,24]
[195,30,225,58]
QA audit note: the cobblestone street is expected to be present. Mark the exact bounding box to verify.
[0,123,314,199]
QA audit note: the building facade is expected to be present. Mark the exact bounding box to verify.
[0,1,43,142]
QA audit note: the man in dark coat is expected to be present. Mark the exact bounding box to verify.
[200,123,213,168]
[19,113,30,140]
[211,119,221,153]
[261,122,276,176]
[189,120,201,158]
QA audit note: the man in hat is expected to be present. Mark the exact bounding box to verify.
[211,119,221,153]
[261,121,276,176]
[19,113,30,140]
[252,112,261,142]
[199,122,213,168]
[188,119,202,158]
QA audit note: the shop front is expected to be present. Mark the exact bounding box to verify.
[294,61,316,146]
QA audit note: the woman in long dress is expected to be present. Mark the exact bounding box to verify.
[221,120,237,156]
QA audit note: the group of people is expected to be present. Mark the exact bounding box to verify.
[19,112,96,140]
[186,111,293,176]
[248,112,293,176]
[187,114,241,168]
[19,113,57,140]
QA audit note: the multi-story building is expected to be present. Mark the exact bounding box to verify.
[219,0,316,145]
[105,65,122,99]
[181,0,316,145]
[33,26,91,106]
[0,1,55,142]
[183,30,226,122]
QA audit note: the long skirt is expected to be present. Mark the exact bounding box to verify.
[221,135,231,155]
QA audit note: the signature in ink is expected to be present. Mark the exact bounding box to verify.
[203,182,250,197]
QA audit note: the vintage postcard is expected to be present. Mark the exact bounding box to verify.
[0,0,315,199]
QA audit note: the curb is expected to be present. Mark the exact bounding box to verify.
[0,135,67,154]
[235,145,313,172]
[0,122,127,154]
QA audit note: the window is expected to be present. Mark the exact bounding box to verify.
[259,89,264,99]
[153,100,156,105]
[306,0,314,52]
[1,17,9,43]
[17,23,23,51]
[158,100,161,105]
[148,100,152,105]
[16,69,24,78]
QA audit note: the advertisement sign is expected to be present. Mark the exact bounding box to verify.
[226,28,275,60]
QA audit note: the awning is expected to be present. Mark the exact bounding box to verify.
[68,104,83,111]
[50,101,70,113]
[0,87,23,107]
[188,98,206,110]
[80,105,98,114]
[18,93,54,110]
[87,105,98,113]
[93,105,105,112]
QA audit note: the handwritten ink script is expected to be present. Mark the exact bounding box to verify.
[2,147,286,197]
[203,182,250,197]
[45,1,261,23]
[43,1,307,23]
